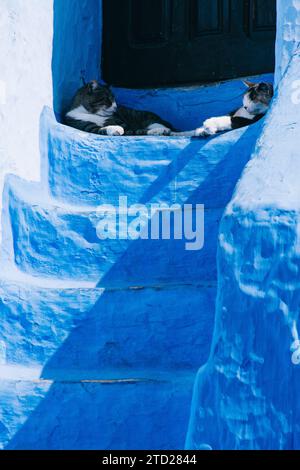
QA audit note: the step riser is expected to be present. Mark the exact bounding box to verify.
[8,184,222,284]
[1,376,195,450]
[42,108,260,208]
[0,282,216,370]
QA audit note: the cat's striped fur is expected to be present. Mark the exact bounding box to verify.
[65,80,175,136]
[172,81,274,137]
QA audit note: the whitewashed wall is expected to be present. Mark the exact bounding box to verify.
[275,0,300,86]
[0,0,54,208]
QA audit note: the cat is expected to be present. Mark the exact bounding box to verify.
[65,80,175,136]
[171,81,274,138]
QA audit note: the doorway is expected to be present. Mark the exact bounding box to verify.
[102,0,276,88]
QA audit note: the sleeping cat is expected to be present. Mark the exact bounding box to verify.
[172,81,274,137]
[65,80,174,136]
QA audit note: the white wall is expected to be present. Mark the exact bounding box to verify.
[0,0,54,203]
[275,0,300,86]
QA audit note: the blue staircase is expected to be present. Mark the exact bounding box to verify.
[0,106,261,449]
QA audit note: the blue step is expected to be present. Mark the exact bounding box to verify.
[41,107,261,208]
[0,272,216,370]
[0,79,265,450]
[1,369,195,450]
[5,176,221,284]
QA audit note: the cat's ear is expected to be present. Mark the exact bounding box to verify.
[258,82,274,96]
[88,80,100,92]
[243,80,256,88]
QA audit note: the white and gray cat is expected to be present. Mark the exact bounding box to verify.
[65,80,175,136]
[172,81,274,137]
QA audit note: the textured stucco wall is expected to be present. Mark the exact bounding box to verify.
[187,0,300,450]
[52,0,102,116]
[275,0,300,86]
[0,99,260,448]
[2,0,295,451]
[0,0,54,207]
[114,74,273,132]
[0,0,103,233]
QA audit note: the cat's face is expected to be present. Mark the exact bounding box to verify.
[76,80,117,115]
[243,81,274,116]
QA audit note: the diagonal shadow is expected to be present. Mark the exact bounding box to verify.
[4,120,262,450]
[2,0,275,449]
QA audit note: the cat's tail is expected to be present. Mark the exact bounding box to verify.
[170,127,207,138]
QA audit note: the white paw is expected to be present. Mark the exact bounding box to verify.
[147,124,171,136]
[203,118,219,135]
[194,127,207,137]
[203,116,232,135]
[106,125,124,136]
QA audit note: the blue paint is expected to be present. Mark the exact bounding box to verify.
[113,73,273,132]
[43,100,268,208]
[8,177,223,285]
[4,373,195,450]
[1,0,287,450]
[0,278,216,371]
[0,88,261,448]
[0,108,259,290]
[186,2,300,450]
[52,0,102,115]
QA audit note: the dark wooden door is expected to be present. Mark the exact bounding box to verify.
[102,0,276,88]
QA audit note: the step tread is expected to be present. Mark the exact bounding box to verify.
[5,177,221,285]
[6,174,226,212]
[43,106,259,208]
[0,262,217,291]
[0,365,197,384]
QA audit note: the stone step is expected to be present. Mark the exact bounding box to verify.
[5,176,222,284]
[42,107,260,208]
[0,271,216,371]
[0,366,196,450]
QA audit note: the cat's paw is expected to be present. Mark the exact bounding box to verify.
[105,125,125,136]
[147,124,171,136]
[203,116,232,135]
[202,118,220,135]
[194,127,208,137]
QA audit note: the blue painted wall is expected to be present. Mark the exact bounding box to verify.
[113,74,273,132]
[0,0,284,451]
[52,0,102,115]
[186,0,300,450]
[0,93,263,448]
